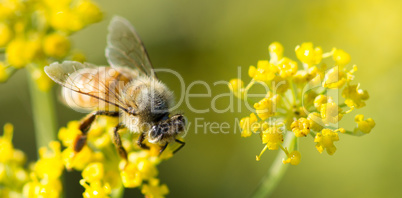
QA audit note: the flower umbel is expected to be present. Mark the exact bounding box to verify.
[230,42,375,165]
[0,0,103,91]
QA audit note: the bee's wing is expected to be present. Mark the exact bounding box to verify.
[106,16,156,78]
[44,61,131,112]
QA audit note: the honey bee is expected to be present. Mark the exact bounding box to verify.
[44,16,186,160]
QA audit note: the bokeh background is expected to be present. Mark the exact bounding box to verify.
[1,0,401,197]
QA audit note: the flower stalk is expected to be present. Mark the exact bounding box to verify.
[251,132,296,198]
[27,72,57,148]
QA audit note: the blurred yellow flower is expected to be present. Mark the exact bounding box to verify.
[0,22,12,47]
[43,33,71,59]
[141,178,169,198]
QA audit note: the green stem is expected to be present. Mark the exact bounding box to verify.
[251,132,296,198]
[111,186,125,198]
[27,72,57,148]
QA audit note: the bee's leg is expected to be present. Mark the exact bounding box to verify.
[113,123,128,161]
[173,139,185,154]
[159,143,168,156]
[137,132,150,150]
[74,111,119,153]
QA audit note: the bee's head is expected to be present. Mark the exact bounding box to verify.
[148,114,186,143]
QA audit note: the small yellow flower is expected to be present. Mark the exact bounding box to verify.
[62,146,95,171]
[0,123,14,163]
[322,66,346,89]
[342,84,369,109]
[276,57,298,78]
[295,42,322,67]
[249,60,278,82]
[74,0,103,25]
[239,113,258,137]
[141,178,169,198]
[80,179,111,198]
[283,151,301,165]
[34,141,64,180]
[0,22,12,47]
[354,114,375,134]
[82,163,104,183]
[320,101,343,124]
[58,121,82,147]
[332,49,351,66]
[43,33,71,59]
[314,129,339,155]
[268,42,284,63]
[313,95,327,111]
[6,39,29,68]
[254,93,280,120]
[50,9,84,32]
[291,118,310,137]
[228,78,244,99]
[261,127,283,150]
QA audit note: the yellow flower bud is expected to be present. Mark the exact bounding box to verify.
[229,78,244,99]
[43,33,71,58]
[354,114,375,134]
[295,42,323,67]
[141,178,169,198]
[268,42,284,63]
[291,118,310,137]
[251,60,278,82]
[261,127,283,150]
[333,49,351,66]
[322,66,346,89]
[320,102,343,124]
[82,163,104,183]
[248,65,257,78]
[75,0,103,25]
[342,84,369,109]
[239,113,258,137]
[314,129,339,155]
[314,95,327,111]
[283,151,301,165]
[0,23,12,47]
[276,57,298,78]
[254,96,277,120]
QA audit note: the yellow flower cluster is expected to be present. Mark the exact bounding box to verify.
[58,116,172,198]
[0,0,102,90]
[0,124,64,198]
[230,42,375,165]
[0,123,29,197]
[23,141,64,198]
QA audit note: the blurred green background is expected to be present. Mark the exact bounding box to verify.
[1,0,401,197]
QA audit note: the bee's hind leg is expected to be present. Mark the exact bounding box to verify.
[74,111,119,153]
[113,123,128,161]
[173,139,185,154]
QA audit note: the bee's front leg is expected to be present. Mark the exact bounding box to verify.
[74,111,119,153]
[137,132,150,150]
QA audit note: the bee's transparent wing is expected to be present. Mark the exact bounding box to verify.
[44,61,131,112]
[106,16,156,78]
